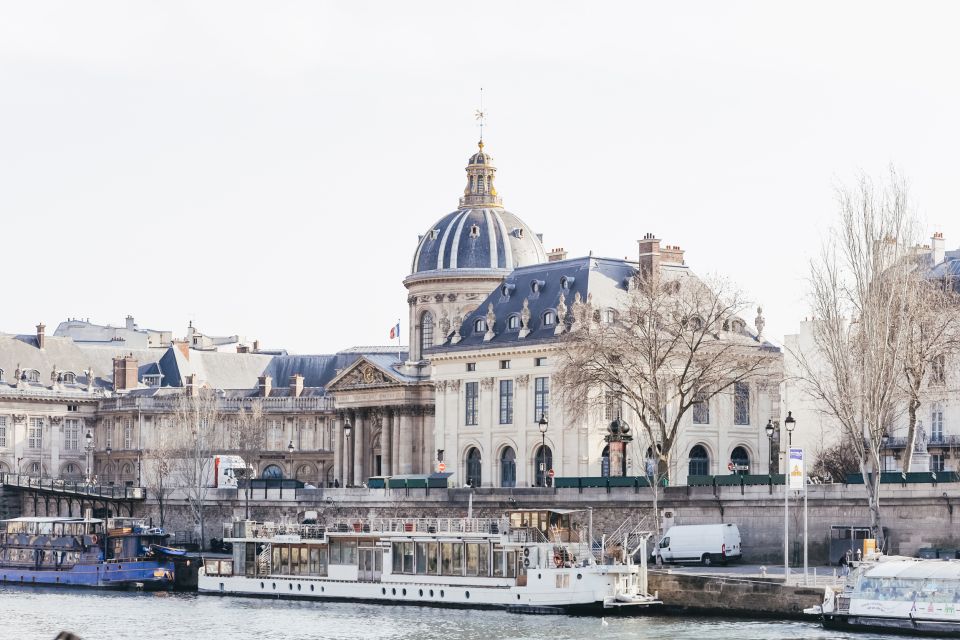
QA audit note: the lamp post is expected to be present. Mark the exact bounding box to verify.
[783,411,796,581]
[537,414,548,487]
[281,440,295,499]
[765,419,777,476]
[84,430,94,484]
[881,433,890,472]
[343,420,352,487]
[106,445,113,486]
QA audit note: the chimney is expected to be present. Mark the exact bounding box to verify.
[258,375,272,397]
[237,344,250,354]
[637,233,661,281]
[252,340,261,352]
[36,323,46,350]
[125,315,136,330]
[547,247,568,262]
[932,231,946,265]
[173,339,190,360]
[660,244,685,265]
[290,374,304,398]
[112,353,138,392]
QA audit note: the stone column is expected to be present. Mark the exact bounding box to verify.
[391,410,401,476]
[333,416,343,487]
[353,410,366,486]
[398,409,413,475]
[382,408,393,476]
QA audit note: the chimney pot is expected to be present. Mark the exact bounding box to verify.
[36,323,46,350]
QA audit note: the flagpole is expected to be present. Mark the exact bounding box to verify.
[397,318,401,362]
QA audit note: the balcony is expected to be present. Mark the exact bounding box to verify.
[882,434,960,449]
[98,395,335,413]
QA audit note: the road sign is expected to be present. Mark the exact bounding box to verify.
[727,461,735,472]
[438,462,446,472]
[789,447,805,491]
[548,468,555,478]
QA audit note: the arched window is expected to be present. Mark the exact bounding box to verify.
[731,446,750,475]
[62,463,81,480]
[261,464,283,480]
[465,447,481,487]
[26,370,40,383]
[474,318,487,333]
[601,445,610,477]
[420,311,434,353]
[296,464,315,482]
[61,372,76,384]
[535,445,553,487]
[688,445,709,477]
[507,314,520,330]
[500,447,516,488]
[542,310,557,327]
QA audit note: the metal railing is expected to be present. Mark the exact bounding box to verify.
[0,472,145,499]
[225,516,514,540]
[98,395,335,412]
[883,434,960,448]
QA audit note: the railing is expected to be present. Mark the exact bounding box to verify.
[0,387,102,400]
[226,516,513,540]
[883,435,960,448]
[0,472,146,499]
[98,395,335,412]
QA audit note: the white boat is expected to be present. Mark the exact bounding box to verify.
[821,556,960,637]
[198,508,660,614]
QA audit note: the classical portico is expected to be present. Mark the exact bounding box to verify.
[326,357,434,486]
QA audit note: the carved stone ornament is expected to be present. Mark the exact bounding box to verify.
[12,414,26,423]
[451,315,462,345]
[555,293,567,336]
[570,291,585,329]
[407,295,416,305]
[755,306,765,339]
[49,416,63,426]
[435,380,448,392]
[483,303,497,342]
[419,295,432,304]
[450,379,462,391]
[339,363,391,388]
[480,377,495,390]
[446,293,457,302]
[519,298,531,339]
[515,374,530,388]
[439,310,451,337]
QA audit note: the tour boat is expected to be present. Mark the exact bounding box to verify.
[819,556,960,637]
[0,516,175,590]
[198,508,660,614]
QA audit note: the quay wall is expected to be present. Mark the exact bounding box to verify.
[17,482,960,562]
[647,571,823,618]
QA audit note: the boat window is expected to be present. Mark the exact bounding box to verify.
[402,542,414,574]
[441,543,454,575]
[465,543,480,576]
[452,543,464,575]
[341,540,357,565]
[416,542,429,574]
[280,546,289,574]
[427,542,438,575]
[506,550,517,578]
[493,549,504,577]
[331,540,342,565]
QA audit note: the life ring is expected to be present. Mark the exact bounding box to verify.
[523,558,530,568]
[90,535,99,544]
[554,554,563,568]
[523,548,530,558]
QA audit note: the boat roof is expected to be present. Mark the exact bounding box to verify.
[2,516,103,523]
[865,558,960,580]
[509,508,582,515]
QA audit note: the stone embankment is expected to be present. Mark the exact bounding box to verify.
[648,571,824,619]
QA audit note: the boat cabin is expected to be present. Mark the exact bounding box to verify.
[508,509,578,543]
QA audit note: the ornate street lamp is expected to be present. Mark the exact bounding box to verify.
[765,419,778,475]
[605,415,633,478]
[538,414,549,487]
[343,420,352,488]
[781,410,796,581]
[84,430,94,484]
[106,445,113,486]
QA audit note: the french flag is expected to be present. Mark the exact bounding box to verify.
[389,322,400,340]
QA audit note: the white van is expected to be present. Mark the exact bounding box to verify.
[654,523,742,566]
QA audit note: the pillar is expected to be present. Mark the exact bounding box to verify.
[382,408,393,476]
[353,410,365,486]
[391,410,401,476]
[399,409,413,475]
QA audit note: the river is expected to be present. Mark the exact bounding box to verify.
[0,587,923,640]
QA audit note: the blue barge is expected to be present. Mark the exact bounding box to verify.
[0,516,175,590]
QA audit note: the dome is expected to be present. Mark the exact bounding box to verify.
[410,141,547,275]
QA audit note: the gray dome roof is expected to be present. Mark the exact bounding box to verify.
[412,208,547,274]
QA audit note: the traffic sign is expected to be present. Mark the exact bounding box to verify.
[438,462,446,472]
[727,461,735,472]
[548,468,555,478]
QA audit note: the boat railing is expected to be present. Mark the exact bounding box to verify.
[509,527,549,544]
[327,516,508,536]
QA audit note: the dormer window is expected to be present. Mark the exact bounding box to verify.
[602,309,616,324]
[560,276,575,290]
[144,375,162,387]
[26,370,40,383]
[61,372,76,384]
[530,279,545,294]
[730,319,746,333]
[430,228,440,240]
[512,227,524,239]
[474,318,487,333]
[542,310,557,327]
[0,368,4,382]
[507,314,520,330]
[500,282,516,298]
[469,224,480,239]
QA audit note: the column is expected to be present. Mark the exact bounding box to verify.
[391,410,401,476]
[333,416,342,487]
[353,410,365,486]
[382,408,393,476]
[398,409,413,475]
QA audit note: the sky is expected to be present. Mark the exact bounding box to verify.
[2,1,960,354]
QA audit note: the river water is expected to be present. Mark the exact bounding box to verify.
[0,587,922,640]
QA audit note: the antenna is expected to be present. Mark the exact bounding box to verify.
[474,87,486,142]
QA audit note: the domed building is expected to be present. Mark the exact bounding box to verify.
[404,141,547,362]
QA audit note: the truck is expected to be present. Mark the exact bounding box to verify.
[654,523,742,566]
[210,455,252,489]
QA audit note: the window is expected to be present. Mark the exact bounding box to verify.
[143,375,161,387]
[688,445,709,476]
[103,419,112,449]
[602,309,616,324]
[734,382,750,425]
[26,370,40,383]
[61,372,76,384]
[542,310,557,327]
[535,445,553,487]
[692,391,710,424]
[28,418,43,449]
[499,380,514,424]
[67,404,79,412]
[604,390,620,421]
[269,420,283,450]
[466,363,476,372]
[500,447,516,487]
[465,448,481,487]
[420,311,434,353]
[499,360,510,370]
[64,419,80,451]
[932,404,944,443]
[535,357,547,367]
[0,416,6,448]
[507,315,520,330]
[931,454,945,473]
[261,464,283,479]
[931,354,946,385]
[534,377,550,421]
[465,382,479,426]
[730,446,750,475]
[123,419,133,449]
[474,318,487,333]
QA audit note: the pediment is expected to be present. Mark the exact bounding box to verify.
[326,358,403,392]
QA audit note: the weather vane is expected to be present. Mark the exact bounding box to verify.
[474,87,486,142]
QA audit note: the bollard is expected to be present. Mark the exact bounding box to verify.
[814,567,817,585]
[760,565,767,578]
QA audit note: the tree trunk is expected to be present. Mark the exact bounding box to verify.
[860,454,887,552]
[902,397,920,473]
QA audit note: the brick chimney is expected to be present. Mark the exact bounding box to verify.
[36,323,46,350]
[660,244,685,265]
[932,231,946,265]
[290,374,304,398]
[112,353,138,392]
[252,340,261,353]
[237,344,250,354]
[637,233,661,281]
[547,247,568,262]
[125,315,136,330]
[258,375,272,397]
[173,339,190,360]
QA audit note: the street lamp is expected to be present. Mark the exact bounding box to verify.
[765,419,777,475]
[106,445,113,486]
[343,420,352,488]
[781,411,797,581]
[881,433,890,472]
[84,430,94,484]
[537,414,548,487]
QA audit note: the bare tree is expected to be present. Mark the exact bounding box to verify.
[557,268,781,534]
[810,436,861,483]
[171,387,223,549]
[793,171,916,549]
[898,271,960,471]
[231,399,266,518]
[144,416,175,527]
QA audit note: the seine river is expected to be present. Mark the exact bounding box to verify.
[0,587,920,640]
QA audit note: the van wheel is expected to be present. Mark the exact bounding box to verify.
[701,554,712,566]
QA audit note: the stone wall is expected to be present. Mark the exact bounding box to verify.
[648,571,823,618]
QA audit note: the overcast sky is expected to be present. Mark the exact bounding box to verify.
[2,1,959,354]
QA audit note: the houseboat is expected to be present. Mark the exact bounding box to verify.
[820,556,960,637]
[0,516,175,589]
[198,509,660,614]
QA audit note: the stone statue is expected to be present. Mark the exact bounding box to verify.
[755,306,765,338]
[483,303,497,342]
[519,298,531,339]
[555,293,567,336]
[915,422,928,453]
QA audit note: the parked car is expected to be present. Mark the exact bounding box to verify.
[653,523,742,566]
